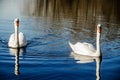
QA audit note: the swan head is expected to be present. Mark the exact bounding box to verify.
[14,18,19,27]
[97,24,102,33]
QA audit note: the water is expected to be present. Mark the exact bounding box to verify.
[0,0,120,80]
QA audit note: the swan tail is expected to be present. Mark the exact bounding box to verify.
[68,41,74,51]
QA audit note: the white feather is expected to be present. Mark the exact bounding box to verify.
[69,42,96,56]
[19,32,27,47]
[8,32,27,48]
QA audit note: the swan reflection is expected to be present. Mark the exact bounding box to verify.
[9,48,26,75]
[71,52,102,80]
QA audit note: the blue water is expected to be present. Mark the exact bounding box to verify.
[0,0,120,80]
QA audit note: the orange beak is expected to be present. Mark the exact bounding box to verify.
[98,27,101,33]
[16,21,19,27]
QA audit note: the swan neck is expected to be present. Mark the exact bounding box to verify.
[15,26,19,48]
[96,32,101,56]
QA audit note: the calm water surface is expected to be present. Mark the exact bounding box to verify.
[0,0,120,80]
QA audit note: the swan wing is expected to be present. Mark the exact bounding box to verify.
[69,42,96,55]
[19,32,27,47]
[82,42,96,52]
[8,33,15,47]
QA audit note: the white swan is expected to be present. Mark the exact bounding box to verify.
[69,24,102,57]
[8,18,27,48]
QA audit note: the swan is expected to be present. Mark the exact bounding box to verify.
[69,24,102,57]
[8,18,27,48]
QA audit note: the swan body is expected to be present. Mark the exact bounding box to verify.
[8,18,27,48]
[69,42,96,56]
[9,32,27,48]
[69,24,102,57]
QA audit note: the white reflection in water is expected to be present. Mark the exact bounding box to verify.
[9,48,26,75]
[71,52,102,80]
